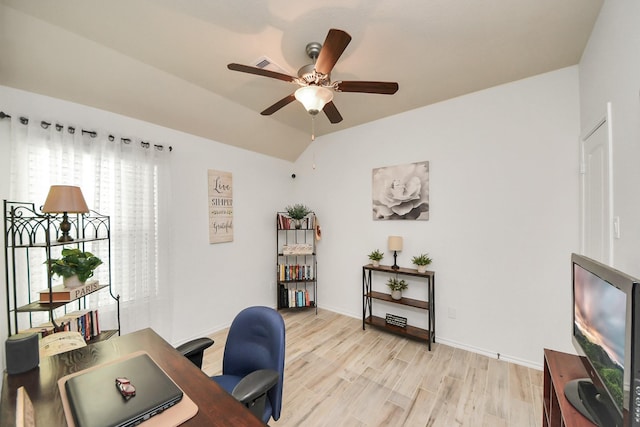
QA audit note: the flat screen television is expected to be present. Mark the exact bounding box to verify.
[569,253,640,427]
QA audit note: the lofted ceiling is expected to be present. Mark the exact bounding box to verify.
[0,0,602,161]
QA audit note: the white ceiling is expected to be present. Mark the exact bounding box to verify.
[0,0,602,161]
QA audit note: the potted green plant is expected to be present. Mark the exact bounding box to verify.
[411,253,432,273]
[285,204,311,229]
[368,249,384,267]
[46,248,103,288]
[386,277,408,300]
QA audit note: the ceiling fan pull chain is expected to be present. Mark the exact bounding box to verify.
[311,116,316,141]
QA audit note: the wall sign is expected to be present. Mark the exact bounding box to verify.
[208,169,233,243]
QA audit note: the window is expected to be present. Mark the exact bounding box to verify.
[3,115,173,336]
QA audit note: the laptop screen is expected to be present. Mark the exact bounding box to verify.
[65,353,183,427]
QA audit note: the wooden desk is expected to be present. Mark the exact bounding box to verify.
[0,328,265,426]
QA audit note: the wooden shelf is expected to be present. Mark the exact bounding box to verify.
[542,349,597,427]
[16,284,110,312]
[367,291,429,310]
[365,315,430,342]
[364,263,434,278]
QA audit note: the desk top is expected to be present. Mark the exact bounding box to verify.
[1,328,265,427]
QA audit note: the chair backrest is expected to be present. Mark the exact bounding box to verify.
[222,306,285,420]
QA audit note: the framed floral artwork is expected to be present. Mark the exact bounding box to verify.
[372,161,429,220]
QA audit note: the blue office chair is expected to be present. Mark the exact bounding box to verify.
[211,306,286,424]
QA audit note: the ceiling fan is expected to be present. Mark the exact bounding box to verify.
[227,28,399,124]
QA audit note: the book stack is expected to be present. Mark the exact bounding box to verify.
[57,309,101,341]
[278,264,314,281]
[278,285,314,308]
[19,309,100,342]
[277,213,316,230]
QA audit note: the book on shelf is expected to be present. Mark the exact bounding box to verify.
[278,264,314,281]
[277,213,316,230]
[20,309,100,341]
[58,309,100,340]
[37,279,100,303]
[281,288,312,308]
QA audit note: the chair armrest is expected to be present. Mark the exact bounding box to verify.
[176,337,214,368]
[231,369,279,404]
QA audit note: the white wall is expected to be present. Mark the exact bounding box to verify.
[579,0,640,277]
[0,70,583,370]
[294,67,581,367]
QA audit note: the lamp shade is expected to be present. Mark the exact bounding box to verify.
[42,185,89,214]
[294,86,333,115]
[388,236,403,251]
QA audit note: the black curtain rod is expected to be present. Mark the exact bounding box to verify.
[0,110,173,152]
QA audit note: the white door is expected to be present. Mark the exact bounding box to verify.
[581,103,613,264]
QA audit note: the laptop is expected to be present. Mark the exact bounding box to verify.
[65,353,183,427]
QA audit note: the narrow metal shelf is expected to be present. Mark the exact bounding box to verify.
[362,264,435,350]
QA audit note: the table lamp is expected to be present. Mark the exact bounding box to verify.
[42,185,89,242]
[388,236,403,270]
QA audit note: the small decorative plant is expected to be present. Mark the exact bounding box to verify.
[386,278,408,292]
[46,248,103,283]
[368,249,384,262]
[412,253,432,273]
[285,204,311,220]
[411,253,432,266]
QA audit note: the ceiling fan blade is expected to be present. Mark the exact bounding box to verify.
[323,101,343,124]
[335,81,399,95]
[261,94,296,116]
[315,29,352,75]
[228,63,296,83]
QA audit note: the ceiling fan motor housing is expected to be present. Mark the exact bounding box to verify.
[297,63,330,86]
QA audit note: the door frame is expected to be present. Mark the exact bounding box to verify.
[580,102,614,263]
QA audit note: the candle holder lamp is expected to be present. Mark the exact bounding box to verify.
[388,236,403,270]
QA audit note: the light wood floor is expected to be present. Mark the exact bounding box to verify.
[201,309,543,427]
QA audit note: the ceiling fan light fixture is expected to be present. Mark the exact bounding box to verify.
[295,86,333,115]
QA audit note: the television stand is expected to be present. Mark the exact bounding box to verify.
[564,378,619,426]
[543,349,597,427]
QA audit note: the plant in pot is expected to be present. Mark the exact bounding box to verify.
[285,204,311,229]
[368,249,384,267]
[411,253,432,273]
[46,248,103,288]
[387,277,408,300]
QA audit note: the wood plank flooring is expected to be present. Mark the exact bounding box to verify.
[201,309,543,427]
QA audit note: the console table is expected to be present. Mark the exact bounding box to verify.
[362,264,435,350]
[543,348,596,427]
[1,328,264,427]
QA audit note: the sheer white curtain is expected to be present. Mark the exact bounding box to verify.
[4,114,173,338]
